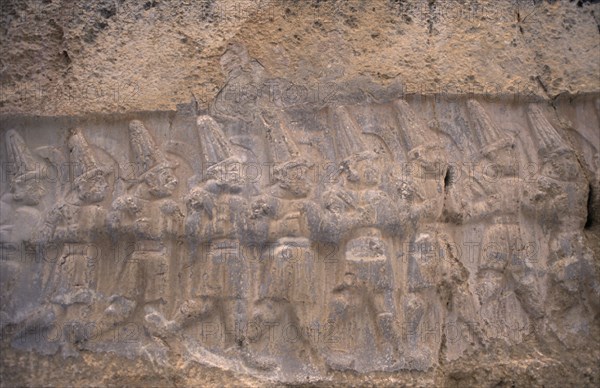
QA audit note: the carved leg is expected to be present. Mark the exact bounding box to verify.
[404,293,425,351]
[373,290,402,358]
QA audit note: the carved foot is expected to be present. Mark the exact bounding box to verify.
[104,295,136,325]
[144,306,180,338]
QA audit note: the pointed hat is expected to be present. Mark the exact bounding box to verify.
[261,109,302,164]
[392,99,443,159]
[5,129,37,185]
[128,120,175,177]
[393,100,428,151]
[68,128,106,185]
[329,105,375,165]
[467,100,503,145]
[261,109,311,186]
[196,115,233,165]
[196,115,241,181]
[467,100,513,155]
[527,104,571,158]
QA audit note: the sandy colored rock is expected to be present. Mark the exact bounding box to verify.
[1,0,599,115]
[1,0,599,386]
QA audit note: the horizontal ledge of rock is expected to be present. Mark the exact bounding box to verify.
[1,91,599,119]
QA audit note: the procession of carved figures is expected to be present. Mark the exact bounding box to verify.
[1,93,599,375]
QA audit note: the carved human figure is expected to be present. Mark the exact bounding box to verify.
[163,116,249,354]
[323,106,405,371]
[393,100,483,366]
[33,128,110,355]
[0,130,47,326]
[211,42,269,123]
[449,101,538,344]
[246,110,323,372]
[523,105,598,344]
[107,120,182,326]
[391,100,454,367]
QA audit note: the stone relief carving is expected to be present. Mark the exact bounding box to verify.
[107,120,182,328]
[1,130,48,330]
[39,128,110,355]
[1,58,598,382]
[524,105,597,346]
[461,101,533,345]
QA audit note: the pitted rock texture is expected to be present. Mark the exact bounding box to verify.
[1,1,600,387]
[1,0,600,115]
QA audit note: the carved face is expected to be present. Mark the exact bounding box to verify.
[346,158,378,188]
[277,163,312,198]
[206,161,244,193]
[326,198,344,215]
[145,167,178,198]
[250,198,271,219]
[408,146,446,180]
[186,187,205,212]
[77,174,108,203]
[343,272,357,287]
[483,142,516,177]
[527,176,561,204]
[541,151,580,182]
[475,271,506,304]
[12,177,46,206]
[221,163,244,190]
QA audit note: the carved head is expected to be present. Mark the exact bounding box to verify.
[67,127,110,203]
[11,172,46,206]
[407,144,447,180]
[206,157,244,193]
[540,148,581,182]
[480,137,517,177]
[323,187,356,215]
[526,175,561,205]
[186,186,213,216]
[273,159,312,198]
[250,195,274,219]
[128,119,179,197]
[144,165,178,198]
[342,272,357,287]
[474,271,506,304]
[341,151,379,188]
[5,129,45,205]
[75,173,108,203]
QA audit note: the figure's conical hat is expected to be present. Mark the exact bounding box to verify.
[262,109,301,165]
[128,120,174,177]
[329,105,375,165]
[195,115,240,181]
[466,100,513,155]
[196,115,232,165]
[392,99,443,159]
[5,129,37,184]
[68,128,105,185]
[527,105,571,158]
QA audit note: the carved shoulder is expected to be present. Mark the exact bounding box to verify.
[159,198,183,217]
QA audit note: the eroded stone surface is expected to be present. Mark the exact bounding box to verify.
[1,44,599,385]
[1,0,600,116]
[0,37,600,385]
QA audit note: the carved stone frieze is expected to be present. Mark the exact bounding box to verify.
[1,48,599,383]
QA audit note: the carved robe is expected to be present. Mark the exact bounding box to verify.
[110,196,182,304]
[43,201,106,304]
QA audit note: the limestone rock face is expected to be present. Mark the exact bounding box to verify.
[1,75,599,384]
[1,0,600,116]
[1,1,600,386]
